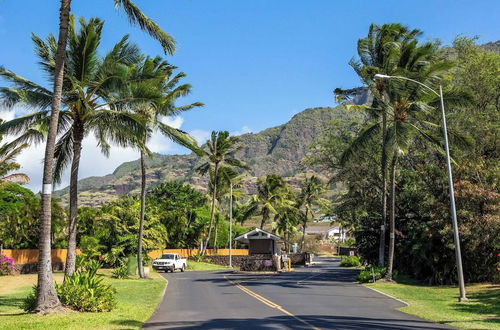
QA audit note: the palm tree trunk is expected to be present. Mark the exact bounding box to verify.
[260,208,269,229]
[379,106,388,267]
[384,151,398,281]
[64,124,84,277]
[213,214,219,251]
[35,0,71,313]
[301,208,308,252]
[137,150,147,278]
[202,163,218,256]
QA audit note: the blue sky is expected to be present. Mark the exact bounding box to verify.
[0,0,499,191]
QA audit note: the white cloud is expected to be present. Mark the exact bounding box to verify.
[189,129,211,145]
[231,125,253,136]
[14,115,209,192]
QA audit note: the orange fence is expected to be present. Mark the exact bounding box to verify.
[1,248,248,264]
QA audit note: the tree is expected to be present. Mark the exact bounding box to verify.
[120,56,202,277]
[0,17,147,278]
[9,0,175,313]
[297,175,328,251]
[336,23,422,267]
[0,123,29,184]
[245,174,294,230]
[196,131,247,255]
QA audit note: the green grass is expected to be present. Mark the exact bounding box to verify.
[365,278,500,329]
[0,270,166,330]
[186,260,232,271]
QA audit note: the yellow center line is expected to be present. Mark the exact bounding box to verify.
[224,275,321,330]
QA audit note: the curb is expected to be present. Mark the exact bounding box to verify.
[363,284,409,307]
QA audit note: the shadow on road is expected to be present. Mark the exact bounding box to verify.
[143,314,446,329]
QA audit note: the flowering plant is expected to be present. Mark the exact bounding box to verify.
[0,254,15,275]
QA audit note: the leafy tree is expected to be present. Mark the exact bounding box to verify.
[196,131,248,254]
[0,122,29,184]
[118,56,202,278]
[147,182,210,249]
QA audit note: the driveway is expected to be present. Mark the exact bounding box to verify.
[143,257,452,329]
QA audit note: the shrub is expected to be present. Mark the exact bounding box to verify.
[56,272,116,312]
[112,260,130,279]
[22,286,37,312]
[339,256,361,267]
[357,266,386,283]
[0,254,15,275]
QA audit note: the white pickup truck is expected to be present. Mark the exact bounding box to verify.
[152,253,187,272]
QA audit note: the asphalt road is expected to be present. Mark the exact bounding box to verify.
[143,258,452,329]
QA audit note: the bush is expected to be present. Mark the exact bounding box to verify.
[112,260,130,279]
[357,266,386,283]
[339,256,361,267]
[56,272,116,312]
[0,254,16,275]
[22,286,37,312]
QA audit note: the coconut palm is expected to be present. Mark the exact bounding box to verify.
[196,131,248,255]
[341,37,464,280]
[0,122,29,184]
[297,175,328,251]
[0,17,147,278]
[244,174,295,230]
[335,23,422,267]
[21,0,175,312]
[118,56,203,278]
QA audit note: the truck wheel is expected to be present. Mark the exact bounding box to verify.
[181,264,185,272]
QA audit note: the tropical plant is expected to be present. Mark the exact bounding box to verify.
[15,0,176,313]
[0,17,149,278]
[0,122,29,184]
[245,174,293,230]
[117,55,202,278]
[297,175,328,250]
[111,260,130,279]
[196,131,248,255]
[339,255,361,267]
[335,23,423,267]
[0,254,16,275]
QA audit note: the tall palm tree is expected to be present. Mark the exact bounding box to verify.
[245,174,294,230]
[196,131,247,255]
[297,175,328,251]
[0,123,29,184]
[119,56,202,278]
[341,39,460,280]
[336,23,422,267]
[0,17,146,278]
[23,0,175,312]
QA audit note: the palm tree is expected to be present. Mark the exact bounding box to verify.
[196,131,248,255]
[245,174,294,230]
[336,23,422,267]
[297,175,328,251]
[0,17,147,278]
[119,56,203,278]
[341,38,459,280]
[0,123,29,184]
[23,0,175,312]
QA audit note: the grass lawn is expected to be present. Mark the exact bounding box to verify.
[365,278,500,329]
[186,260,233,271]
[0,270,166,330]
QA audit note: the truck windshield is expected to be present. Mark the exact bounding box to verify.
[160,254,175,259]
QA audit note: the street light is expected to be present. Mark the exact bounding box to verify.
[373,74,468,302]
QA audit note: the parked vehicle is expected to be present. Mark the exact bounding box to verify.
[152,253,187,272]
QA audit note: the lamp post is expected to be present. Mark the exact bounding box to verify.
[374,74,468,302]
[229,181,233,268]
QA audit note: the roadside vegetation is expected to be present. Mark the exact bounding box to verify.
[366,279,500,329]
[0,270,166,330]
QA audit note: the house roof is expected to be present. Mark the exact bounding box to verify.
[234,228,281,244]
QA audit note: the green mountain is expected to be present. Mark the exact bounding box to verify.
[54,106,359,206]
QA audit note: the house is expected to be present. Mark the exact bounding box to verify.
[304,224,348,241]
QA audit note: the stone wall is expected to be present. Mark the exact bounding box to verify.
[15,262,65,274]
[192,255,248,267]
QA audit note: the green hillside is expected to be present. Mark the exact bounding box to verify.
[54,106,362,206]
